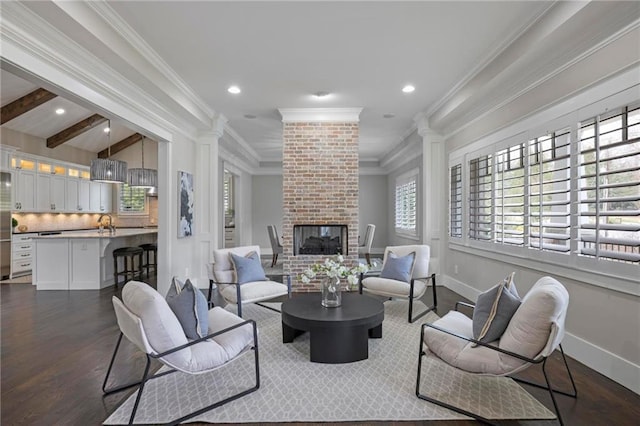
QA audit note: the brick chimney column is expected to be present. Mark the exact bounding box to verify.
[279,108,362,292]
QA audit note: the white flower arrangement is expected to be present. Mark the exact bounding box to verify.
[299,254,369,289]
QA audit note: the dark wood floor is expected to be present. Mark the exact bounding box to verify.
[1,277,639,426]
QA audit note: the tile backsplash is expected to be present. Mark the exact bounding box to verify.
[12,198,158,234]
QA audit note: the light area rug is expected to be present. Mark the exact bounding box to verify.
[104,300,555,424]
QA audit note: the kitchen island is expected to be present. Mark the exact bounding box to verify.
[32,228,157,290]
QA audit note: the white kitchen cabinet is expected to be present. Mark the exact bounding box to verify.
[11,233,36,278]
[12,170,36,211]
[90,181,112,213]
[36,173,66,212]
[66,178,91,212]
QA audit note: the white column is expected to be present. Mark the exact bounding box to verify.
[195,114,226,287]
[416,117,444,275]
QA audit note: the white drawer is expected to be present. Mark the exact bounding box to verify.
[12,250,32,261]
[12,234,35,243]
[12,259,33,273]
[12,242,34,253]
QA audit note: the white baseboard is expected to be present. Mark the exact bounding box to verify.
[441,274,640,395]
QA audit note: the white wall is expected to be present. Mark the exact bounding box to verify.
[358,174,388,254]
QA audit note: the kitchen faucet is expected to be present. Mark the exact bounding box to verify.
[98,214,115,234]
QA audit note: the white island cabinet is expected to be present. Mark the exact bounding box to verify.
[32,228,157,290]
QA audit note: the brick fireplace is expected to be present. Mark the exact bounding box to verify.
[280,108,361,292]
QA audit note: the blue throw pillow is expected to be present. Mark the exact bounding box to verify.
[472,272,521,344]
[380,251,416,283]
[166,277,209,340]
[229,251,267,284]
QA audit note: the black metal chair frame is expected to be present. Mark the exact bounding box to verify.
[103,319,260,425]
[415,302,577,426]
[208,273,292,318]
[358,271,437,323]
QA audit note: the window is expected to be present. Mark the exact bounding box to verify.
[395,169,418,237]
[577,104,640,263]
[469,155,492,241]
[119,183,148,214]
[495,144,525,246]
[449,164,462,238]
[528,128,571,253]
[452,101,639,267]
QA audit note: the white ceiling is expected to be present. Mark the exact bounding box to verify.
[2,1,637,163]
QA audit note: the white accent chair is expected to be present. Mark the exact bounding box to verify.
[416,276,577,425]
[359,244,437,323]
[357,224,376,266]
[208,245,291,318]
[267,225,283,267]
[102,281,259,425]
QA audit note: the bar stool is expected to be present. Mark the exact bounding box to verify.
[139,243,157,277]
[113,247,143,288]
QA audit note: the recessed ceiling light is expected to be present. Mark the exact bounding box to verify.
[383,113,395,119]
[314,91,330,98]
[244,114,257,119]
[55,108,65,115]
[228,85,241,94]
[402,85,415,93]
[103,127,110,133]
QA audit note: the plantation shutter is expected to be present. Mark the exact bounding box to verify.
[469,155,492,241]
[449,164,462,238]
[494,144,525,246]
[528,129,572,253]
[577,104,640,263]
[395,172,417,234]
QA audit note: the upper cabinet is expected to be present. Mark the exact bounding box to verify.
[9,153,113,214]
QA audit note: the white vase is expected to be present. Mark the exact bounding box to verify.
[321,276,341,308]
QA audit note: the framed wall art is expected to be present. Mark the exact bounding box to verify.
[178,170,194,238]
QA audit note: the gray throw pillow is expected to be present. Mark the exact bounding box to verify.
[166,277,209,340]
[229,251,267,284]
[380,251,416,283]
[472,272,520,344]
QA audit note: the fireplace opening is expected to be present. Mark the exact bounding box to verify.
[293,225,348,256]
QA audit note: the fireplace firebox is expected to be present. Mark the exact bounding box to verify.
[293,225,348,256]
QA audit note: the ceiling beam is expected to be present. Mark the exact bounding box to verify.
[98,133,143,158]
[46,114,107,148]
[1,88,57,125]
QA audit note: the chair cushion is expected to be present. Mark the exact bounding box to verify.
[424,310,528,375]
[166,277,209,340]
[212,245,262,284]
[219,280,289,304]
[499,276,569,360]
[230,251,267,284]
[122,281,190,367]
[472,272,520,344]
[208,307,255,359]
[380,251,415,283]
[362,276,426,299]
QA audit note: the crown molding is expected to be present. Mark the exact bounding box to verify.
[0,1,192,142]
[278,107,363,123]
[223,124,260,162]
[80,1,215,126]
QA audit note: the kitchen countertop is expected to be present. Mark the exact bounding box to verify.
[31,228,158,239]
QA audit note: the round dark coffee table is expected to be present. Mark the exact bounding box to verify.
[281,292,384,363]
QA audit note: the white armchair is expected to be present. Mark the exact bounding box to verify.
[208,245,291,318]
[102,281,259,425]
[359,244,437,323]
[416,276,577,425]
